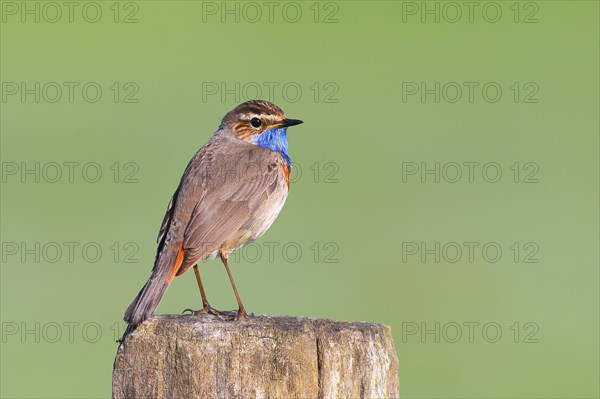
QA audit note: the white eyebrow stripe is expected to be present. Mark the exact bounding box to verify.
[238,113,282,122]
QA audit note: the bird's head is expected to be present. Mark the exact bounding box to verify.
[220,100,303,163]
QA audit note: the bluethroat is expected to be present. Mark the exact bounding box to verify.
[124,100,303,324]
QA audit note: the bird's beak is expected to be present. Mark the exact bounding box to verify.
[279,118,304,128]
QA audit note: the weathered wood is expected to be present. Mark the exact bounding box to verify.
[112,314,399,399]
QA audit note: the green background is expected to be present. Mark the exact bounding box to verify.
[1,1,598,398]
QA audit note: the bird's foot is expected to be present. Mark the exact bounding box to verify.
[182,304,226,317]
[233,308,251,321]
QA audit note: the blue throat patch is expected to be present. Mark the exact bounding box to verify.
[252,127,291,167]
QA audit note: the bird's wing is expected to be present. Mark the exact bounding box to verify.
[157,194,175,244]
[176,140,282,275]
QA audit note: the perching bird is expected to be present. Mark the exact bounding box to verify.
[124,100,303,324]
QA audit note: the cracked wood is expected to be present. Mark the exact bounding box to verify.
[112,314,399,399]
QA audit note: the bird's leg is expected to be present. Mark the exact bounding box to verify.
[193,264,212,309]
[182,265,223,316]
[220,253,249,320]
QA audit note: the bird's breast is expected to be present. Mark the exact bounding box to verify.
[248,164,289,240]
[217,151,290,256]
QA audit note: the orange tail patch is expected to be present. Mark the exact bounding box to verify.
[281,162,290,189]
[166,242,185,283]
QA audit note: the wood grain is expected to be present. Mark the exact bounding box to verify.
[113,315,399,399]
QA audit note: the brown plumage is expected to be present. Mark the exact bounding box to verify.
[124,100,303,324]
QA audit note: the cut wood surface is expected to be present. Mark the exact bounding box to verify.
[112,314,399,399]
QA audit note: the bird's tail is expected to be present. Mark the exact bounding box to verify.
[124,242,184,325]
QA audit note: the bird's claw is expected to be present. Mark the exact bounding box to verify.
[182,306,253,320]
[182,305,224,316]
[234,309,251,321]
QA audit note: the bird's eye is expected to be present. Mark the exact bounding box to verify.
[250,117,262,128]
